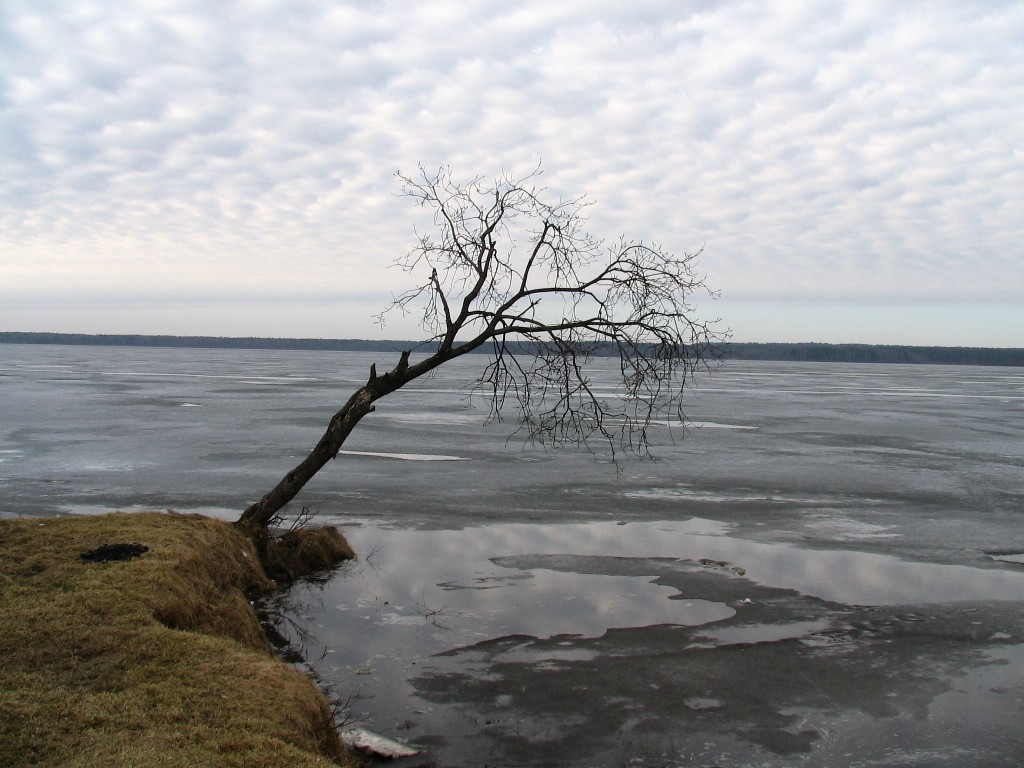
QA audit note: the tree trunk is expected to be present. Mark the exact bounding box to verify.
[235,349,431,533]
[235,387,376,532]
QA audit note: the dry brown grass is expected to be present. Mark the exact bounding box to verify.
[0,511,362,768]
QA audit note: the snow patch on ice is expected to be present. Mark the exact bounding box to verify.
[338,450,468,462]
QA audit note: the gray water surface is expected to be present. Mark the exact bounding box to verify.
[2,344,1023,766]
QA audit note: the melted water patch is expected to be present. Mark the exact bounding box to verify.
[341,519,1024,610]
[291,518,1024,716]
[279,518,1024,767]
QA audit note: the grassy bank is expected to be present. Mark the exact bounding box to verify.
[0,511,360,768]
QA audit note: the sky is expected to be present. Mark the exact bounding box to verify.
[1,1,1022,347]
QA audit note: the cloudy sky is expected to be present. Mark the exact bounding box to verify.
[2,1,1021,346]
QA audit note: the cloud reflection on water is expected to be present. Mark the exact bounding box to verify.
[332,518,1024,651]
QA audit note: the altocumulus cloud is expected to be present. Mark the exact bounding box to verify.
[1,0,1022,343]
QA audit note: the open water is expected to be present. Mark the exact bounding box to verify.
[2,344,1023,766]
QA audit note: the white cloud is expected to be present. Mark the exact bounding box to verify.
[1,0,1022,344]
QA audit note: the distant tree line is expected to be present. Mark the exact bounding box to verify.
[1,332,1022,367]
[720,342,1024,367]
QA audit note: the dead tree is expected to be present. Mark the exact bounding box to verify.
[236,165,723,533]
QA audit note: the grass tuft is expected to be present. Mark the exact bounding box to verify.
[257,526,357,583]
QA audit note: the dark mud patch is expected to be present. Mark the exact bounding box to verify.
[79,542,149,562]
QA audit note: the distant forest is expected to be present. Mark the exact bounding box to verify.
[1,332,1022,367]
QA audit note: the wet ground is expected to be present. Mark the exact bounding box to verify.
[2,344,1023,766]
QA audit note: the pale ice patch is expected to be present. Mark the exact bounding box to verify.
[689,421,757,430]
[100,371,320,382]
[989,553,1024,565]
[78,459,146,472]
[633,419,756,430]
[338,450,468,462]
[377,412,484,426]
[623,487,865,508]
[624,487,769,504]
[0,449,24,463]
[684,698,723,710]
[379,613,430,626]
[803,517,900,540]
[5,364,75,371]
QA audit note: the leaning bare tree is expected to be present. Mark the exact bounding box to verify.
[236,165,723,533]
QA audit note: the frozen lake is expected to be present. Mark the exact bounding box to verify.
[2,344,1023,766]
